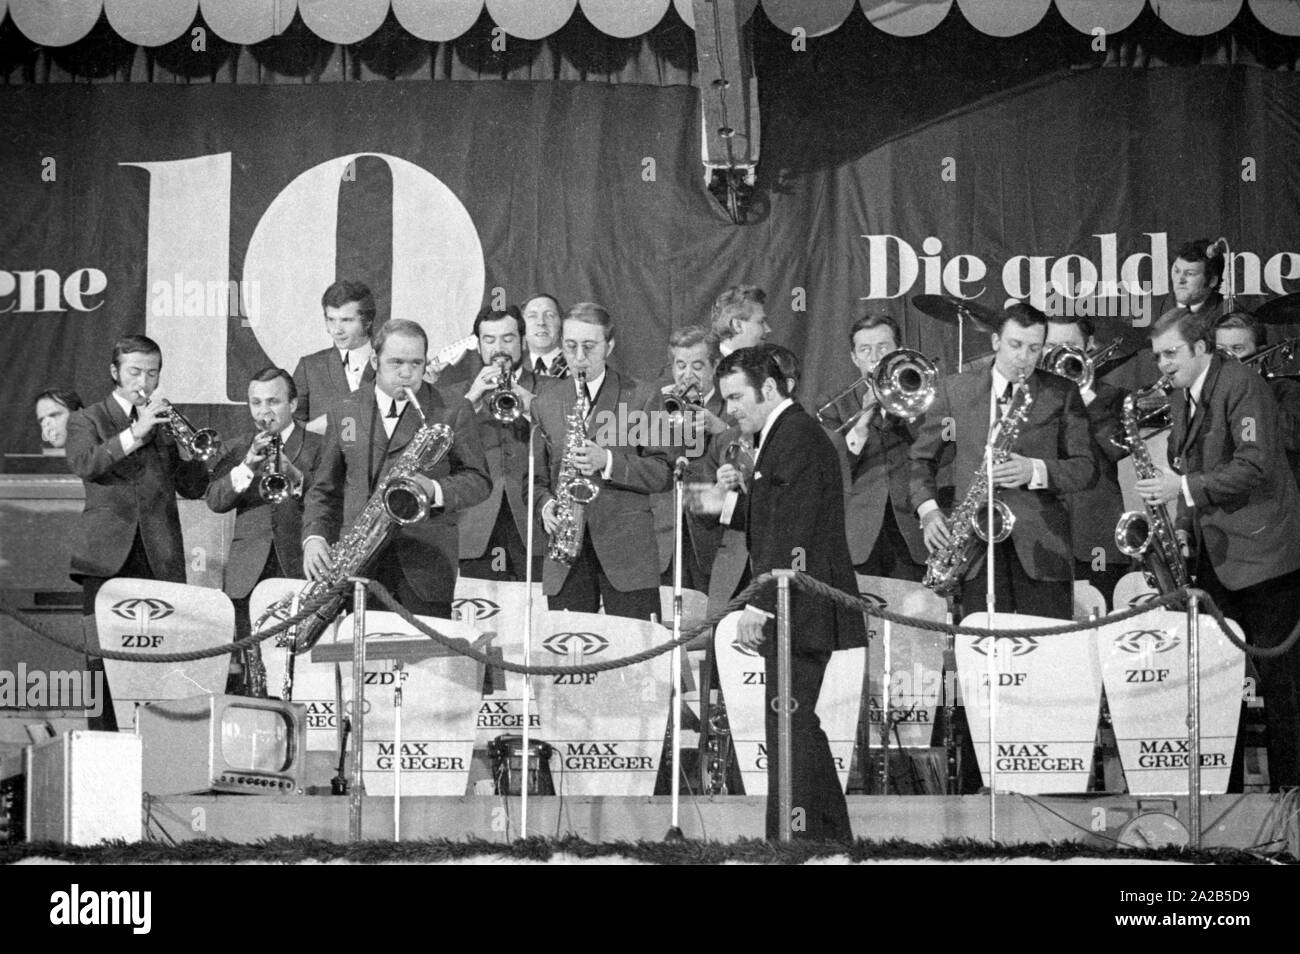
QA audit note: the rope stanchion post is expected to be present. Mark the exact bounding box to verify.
[349,578,368,843]
[775,569,794,844]
[1187,590,1202,850]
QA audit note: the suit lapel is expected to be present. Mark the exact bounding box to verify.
[282,426,303,464]
[360,388,386,491]
[386,386,426,458]
[327,348,350,396]
[756,403,797,472]
[1179,357,1219,459]
[584,369,619,438]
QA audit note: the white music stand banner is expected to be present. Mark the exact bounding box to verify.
[96,578,233,731]
[530,610,672,796]
[1097,608,1244,795]
[713,610,865,795]
[287,611,483,796]
[452,578,544,746]
[1073,580,1107,620]
[858,574,946,749]
[958,612,1103,794]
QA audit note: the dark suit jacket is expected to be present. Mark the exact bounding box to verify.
[291,346,375,424]
[728,403,867,655]
[1168,354,1300,591]
[1268,375,1300,479]
[817,379,928,567]
[910,368,1098,582]
[302,383,491,603]
[66,396,210,583]
[652,388,728,578]
[205,427,324,599]
[698,422,752,618]
[531,369,678,595]
[439,367,544,560]
[1065,380,1129,565]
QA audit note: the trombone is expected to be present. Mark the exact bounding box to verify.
[486,354,522,423]
[816,349,939,433]
[1039,336,1124,392]
[1233,337,1300,378]
[135,389,222,461]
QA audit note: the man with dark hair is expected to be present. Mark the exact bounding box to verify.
[1161,238,1227,324]
[532,302,677,620]
[206,367,322,690]
[34,387,84,453]
[67,335,212,728]
[818,313,927,582]
[292,279,378,433]
[652,324,728,589]
[710,285,771,356]
[443,306,543,581]
[1214,311,1300,484]
[1045,315,1131,604]
[522,293,568,378]
[1139,308,1300,789]
[302,319,491,619]
[706,345,865,841]
[910,303,1097,619]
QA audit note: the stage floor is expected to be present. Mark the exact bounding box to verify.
[138,793,1297,856]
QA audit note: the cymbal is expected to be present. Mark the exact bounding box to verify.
[1251,293,1300,325]
[911,295,1000,333]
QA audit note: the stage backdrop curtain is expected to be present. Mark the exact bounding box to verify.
[3,66,1300,454]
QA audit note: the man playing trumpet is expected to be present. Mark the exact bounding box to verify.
[206,368,322,686]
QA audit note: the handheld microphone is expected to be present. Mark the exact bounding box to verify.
[674,457,690,480]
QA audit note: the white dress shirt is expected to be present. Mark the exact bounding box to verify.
[113,390,143,455]
[230,422,298,496]
[340,343,373,392]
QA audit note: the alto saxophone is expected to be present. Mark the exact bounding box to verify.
[923,376,1033,596]
[547,371,601,565]
[253,388,454,687]
[1114,378,1192,594]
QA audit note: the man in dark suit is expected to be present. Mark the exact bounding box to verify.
[441,305,543,581]
[1158,238,1227,328]
[652,325,729,591]
[702,346,866,841]
[66,335,211,729]
[1138,309,1300,789]
[67,335,212,610]
[205,368,322,689]
[1045,316,1131,604]
[522,293,568,379]
[911,303,1098,620]
[1214,311,1300,487]
[302,320,491,619]
[532,303,678,621]
[818,314,928,582]
[291,280,377,434]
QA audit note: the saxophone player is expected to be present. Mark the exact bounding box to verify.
[532,303,678,620]
[1139,309,1300,789]
[302,320,491,619]
[909,303,1097,619]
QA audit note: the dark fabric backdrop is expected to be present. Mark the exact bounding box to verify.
[4,66,1300,454]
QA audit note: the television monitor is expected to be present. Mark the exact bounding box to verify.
[136,694,306,796]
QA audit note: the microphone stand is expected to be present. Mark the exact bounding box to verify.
[985,393,1000,841]
[666,456,689,841]
[521,420,540,839]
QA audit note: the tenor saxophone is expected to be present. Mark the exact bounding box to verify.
[254,388,454,681]
[923,377,1034,596]
[1113,378,1192,594]
[546,371,601,565]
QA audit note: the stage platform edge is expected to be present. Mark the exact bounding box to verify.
[139,794,1296,856]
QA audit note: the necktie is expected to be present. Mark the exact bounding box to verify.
[387,400,401,419]
[129,406,139,423]
[534,357,547,375]
[1188,392,1197,420]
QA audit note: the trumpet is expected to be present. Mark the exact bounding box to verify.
[816,349,939,433]
[486,354,522,423]
[258,428,291,504]
[1039,336,1123,392]
[663,382,704,422]
[135,389,222,461]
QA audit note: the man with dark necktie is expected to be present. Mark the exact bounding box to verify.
[1139,308,1300,790]
[523,293,569,379]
